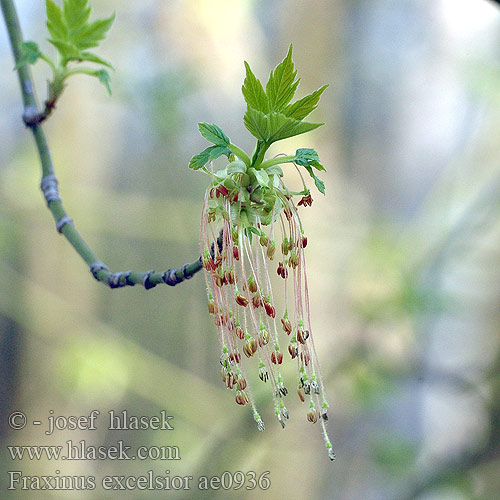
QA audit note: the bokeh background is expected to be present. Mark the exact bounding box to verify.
[2,0,500,499]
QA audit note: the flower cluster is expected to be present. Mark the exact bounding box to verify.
[200,168,334,461]
[191,45,334,460]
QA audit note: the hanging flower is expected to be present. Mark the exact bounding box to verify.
[192,45,334,461]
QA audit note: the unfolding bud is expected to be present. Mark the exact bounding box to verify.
[321,407,329,421]
[297,327,309,344]
[307,408,319,423]
[271,350,283,365]
[266,240,276,260]
[288,252,299,269]
[259,233,269,247]
[258,329,270,347]
[248,275,258,293]
[259,365,269,382]
[303,379,311,395]
[243,338,258,358]
[310,380,320,395]
[288,343,298,359]
[276,381,288,397]
[281,317,292,335]
[208,300,216,314]
[235,391,249,405]
[235,294,249,307]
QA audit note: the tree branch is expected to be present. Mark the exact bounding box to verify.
[1,0,204,289]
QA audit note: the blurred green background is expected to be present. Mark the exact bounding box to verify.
[2,0,500,499]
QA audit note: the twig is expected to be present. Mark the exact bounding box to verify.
[1,0,204,289]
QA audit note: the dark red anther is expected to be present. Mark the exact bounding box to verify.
[271,351,283,365]
[297,328,309,344]
[216,185,230,197]
[233,246,240,260]
[301,236,308,248]
[281,317,292,335]
[298,194,313,207]
[237,377,247,390]
[235,294,249,307]
[252,295,262,309]
[235,391,249,405]
[300,351,311,366]
[235,326,245,339]
[264,301,276,318]
[243,338,258,358]
[288,343,298,359]
[229,351,241,363]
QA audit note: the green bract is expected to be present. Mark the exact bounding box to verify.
[190,45,328,227]
[16,0,114,105]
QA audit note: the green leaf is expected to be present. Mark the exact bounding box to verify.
[95,69,111,95]
[46,0,68,41]
[15,41,43,69]
[63,0,90,36]
[285,84,328,121]
[77,51,113,68]
[265,165,284,176]
[244,109,323,144]
[48,38,79,59]
[227,160,247,174]
[72,14,115,49]
[242,61,269,113]
[243,108,269,141]
[294,148,326,171]
[198,123,231,147]
[265,44,299,112]
[250,168,270,188]
[189,145,231,170]
[304,165,325,194]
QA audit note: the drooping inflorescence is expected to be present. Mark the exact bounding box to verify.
[191,45,334,460]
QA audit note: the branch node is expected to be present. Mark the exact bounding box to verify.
[40,174,61,204]
[107,272,122,288]
[22,104,40,126]
[90,261,109,280]
[182,263,193,280]
[56,215,73,233]
[143,270,157,290]
[123,271,135,286]
[162,269,180,286]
